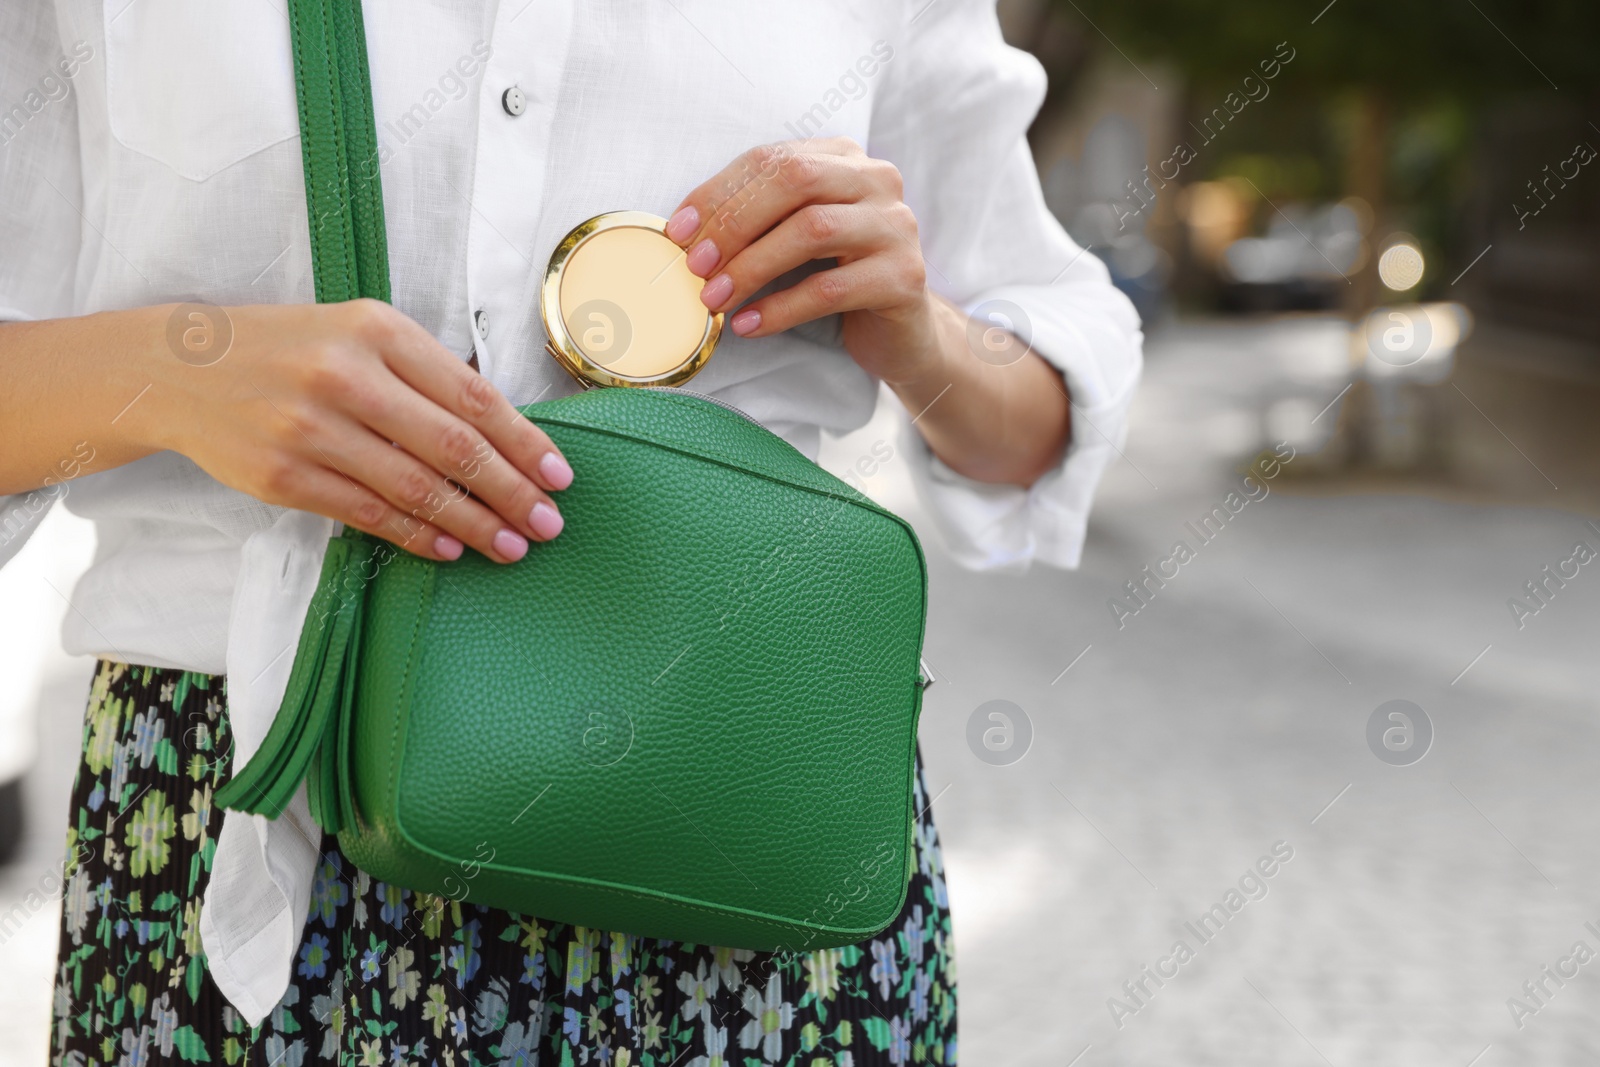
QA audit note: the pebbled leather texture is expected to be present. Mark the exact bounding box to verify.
[214,0,930,950]
[340,388,929,948]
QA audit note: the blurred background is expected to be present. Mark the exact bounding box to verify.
[4,1,1600,1063]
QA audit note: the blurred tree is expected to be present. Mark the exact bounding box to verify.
[1052,0,1598,307]
[1054,0,1596,97]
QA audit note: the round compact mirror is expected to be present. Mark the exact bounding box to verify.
[541,211,723,388]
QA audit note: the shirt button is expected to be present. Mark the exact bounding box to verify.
[474,309,490,339]
[501,87,527,117]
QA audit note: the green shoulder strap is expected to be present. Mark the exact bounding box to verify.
[291,0,390,304]
[215,0,389,831]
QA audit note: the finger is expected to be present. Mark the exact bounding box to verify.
[667,146,893,279]
[727,259,910,339]
[275,461,464,562]
[315,416,542,564]
[696,202,889,315]
[348,301,574,493]
[668,138,864,242]
[351,369,566,546]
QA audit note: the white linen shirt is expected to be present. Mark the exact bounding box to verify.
[0,0,1142,1024]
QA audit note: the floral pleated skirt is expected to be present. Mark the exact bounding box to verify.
[51,660,957,1066]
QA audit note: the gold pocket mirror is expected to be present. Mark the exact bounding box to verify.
[540,211,723,388]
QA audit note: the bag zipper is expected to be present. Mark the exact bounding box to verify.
[643,386,761,426]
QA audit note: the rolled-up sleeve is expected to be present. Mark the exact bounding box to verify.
[0,0,83,568]
[870,0,1142,571]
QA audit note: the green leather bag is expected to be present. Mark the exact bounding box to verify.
[214,0,930,951]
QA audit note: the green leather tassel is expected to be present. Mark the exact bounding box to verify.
[333,572,364,834]
[218,533,373,833]
[307,541,369,836]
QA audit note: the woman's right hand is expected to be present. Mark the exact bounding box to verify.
[133,299,571,563]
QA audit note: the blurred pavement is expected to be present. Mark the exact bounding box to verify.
[3,315,1598,1066]
[842,315,1600,1066]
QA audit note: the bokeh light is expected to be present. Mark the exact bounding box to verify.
[1378,242,1425,291]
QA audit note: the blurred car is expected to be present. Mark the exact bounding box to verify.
[1219,201,1365,312]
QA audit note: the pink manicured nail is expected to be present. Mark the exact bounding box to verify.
[528,501,565,540]
[434,534,464,560]
[492,528,528,562]
[730,308,762,336]
[700,273,734,309]
[539,450,574,490]
[686,238,720,277]
[666,205,699,243]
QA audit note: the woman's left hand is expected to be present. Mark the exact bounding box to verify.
[667,136,1072,489]
[665,137,945,387]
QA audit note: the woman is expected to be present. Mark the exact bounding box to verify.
[1,1,1140,1063]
